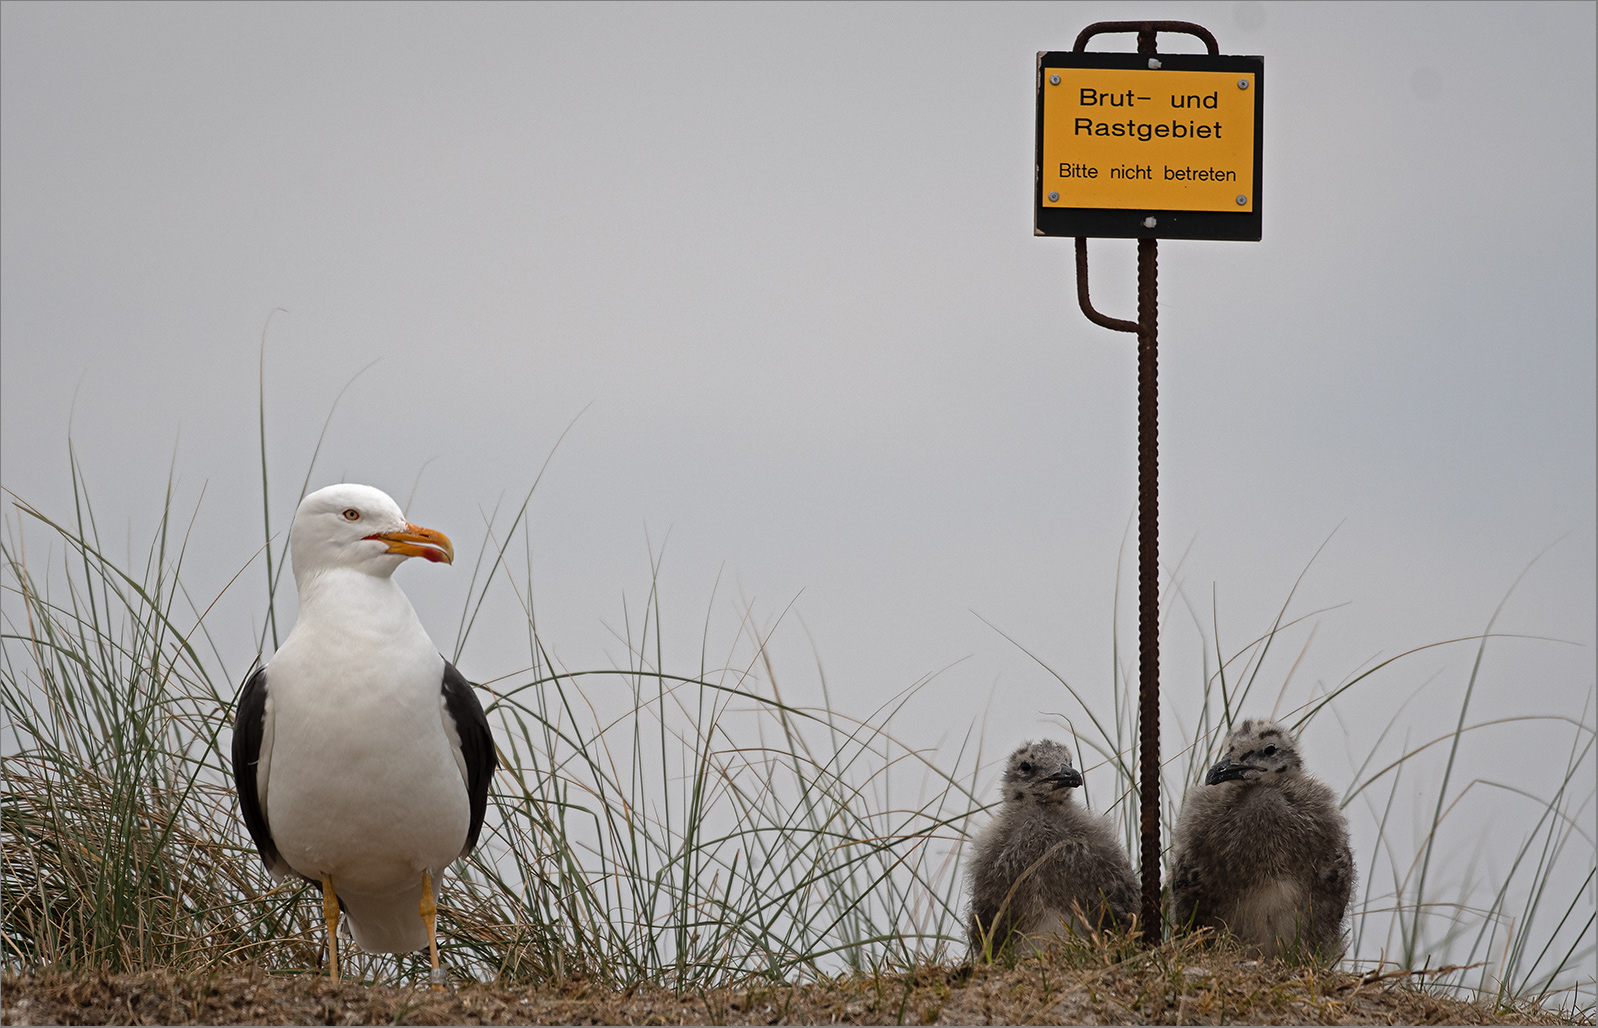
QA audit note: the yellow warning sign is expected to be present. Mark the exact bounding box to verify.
[1041,68,1257,212]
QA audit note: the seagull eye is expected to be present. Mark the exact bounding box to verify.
[1018,761,1033,775]
[1263,745,1277,756]
[342,509,361,521]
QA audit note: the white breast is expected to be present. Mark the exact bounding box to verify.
[260,571,470,900]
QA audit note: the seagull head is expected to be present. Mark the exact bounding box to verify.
[1000,740,1083,806]
[288,484,454,587]
[1204,718,1303,787]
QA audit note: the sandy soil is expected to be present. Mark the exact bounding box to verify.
[5,955,1586,1026]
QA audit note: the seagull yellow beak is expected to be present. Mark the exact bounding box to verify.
[367,523,454,564]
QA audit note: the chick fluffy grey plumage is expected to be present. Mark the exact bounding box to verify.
[1170,719,1354,963]
[966,740,1138,955]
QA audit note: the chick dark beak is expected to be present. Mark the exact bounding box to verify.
[1205,760,1259,786]
[1046,766,1083,789]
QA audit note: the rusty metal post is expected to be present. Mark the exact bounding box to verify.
[1131,24,1163,948]
[1134,233,1160,942]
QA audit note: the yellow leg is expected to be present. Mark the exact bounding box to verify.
[421,870,444,989]
[320,875,340,984]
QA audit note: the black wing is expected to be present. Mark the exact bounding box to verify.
[441,660,499,855]
[230,664,286,875]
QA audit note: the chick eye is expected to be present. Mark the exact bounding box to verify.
[1263,745,1277,756]
[342,509,361,521]
[1017,762,1033,775]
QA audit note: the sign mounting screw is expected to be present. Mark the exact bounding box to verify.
[1048,191,1060,202]
[1143,216,1158,228]
[1238,79,1249,89]
[1236,195,1248,205]
[1049,74,1060,85]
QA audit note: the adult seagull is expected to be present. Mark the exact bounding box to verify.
[231,483,498,984]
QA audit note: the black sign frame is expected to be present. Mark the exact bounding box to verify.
[1035,51,1265,241]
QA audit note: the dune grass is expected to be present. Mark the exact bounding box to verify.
[2,444,1592,1018]
[1,452,979,989]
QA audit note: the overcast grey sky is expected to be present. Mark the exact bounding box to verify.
[2,0,1593,974]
